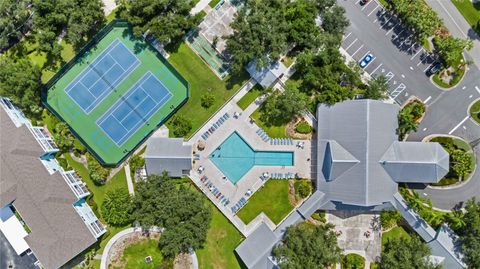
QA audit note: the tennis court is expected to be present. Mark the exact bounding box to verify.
[97,72,172,146]
[44,21,189,165]
[65,39,140,113]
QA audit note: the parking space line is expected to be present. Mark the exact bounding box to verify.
[370,63,383,74]
[399,34,413,46]
[345,38,358,50]
[424,62,435,72]
[359,50,371,61]
[355,0,361,4]
[392,29,406,40]
[424,96,432,104]
[368,5,379,16]
[410,47,424,60]
[386,71,395,82]
[361,0,374,10]
[449,116,470,135]
[343,32,352,41]
[475,86,480,95]
[351,45,365,57]
[386,22,399,35]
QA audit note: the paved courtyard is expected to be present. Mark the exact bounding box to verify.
[327,211,382,264]
[197,0,241,56]
[187,81,313,234]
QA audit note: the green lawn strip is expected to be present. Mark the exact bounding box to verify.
[119,239,171,269]
[236,84,263,110]
[451,0,480,35]
[209,0,222,8]
[64,154,130,254]
[196,203,244,269]
[382,226,411,246]
[237,180,293,225]
[167,43,249,137]
[432,64,465,89]
[281,55,295,68]
[251,109,288,138]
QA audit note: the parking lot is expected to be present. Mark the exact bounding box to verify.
[339,0,442,105]
[0,231,39,269]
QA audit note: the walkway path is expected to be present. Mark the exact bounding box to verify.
[191,0,211,15]
[124,164,135,195]
[100,227,135,269]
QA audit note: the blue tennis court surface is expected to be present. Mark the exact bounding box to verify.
[65,38,140,113]
[96,72,173,146]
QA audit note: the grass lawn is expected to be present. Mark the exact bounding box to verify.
[251,108,288,138]
[237,180,293,225]
[452,0,480,35]
[196,203,244,269]
[432,64,466,89]
[116,239,171,269]
[64,154,130,255]
[281,55,295,68]
[236,84,263,110]
[382,226,411,246]
[209,0,222,8]
[167,43,249,138]
[470,99,480,124]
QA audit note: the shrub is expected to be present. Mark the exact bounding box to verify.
[311,211,326,223]
[296,180,312,198]
[295,121,312,134]
[73,139,86,154]
[129,154,145,175]
[86,153,110,185]
[53,122,75,152]
[169,115,192,137]
[341,253,365,269]
[101,188,132,226]
[201,92,215,109]
[380,210,402,229]
[57,157,70,171]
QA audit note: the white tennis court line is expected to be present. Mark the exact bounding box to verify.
[66,38,141,114]
[96,72,174,146]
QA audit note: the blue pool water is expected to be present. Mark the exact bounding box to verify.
[209,132,294,184]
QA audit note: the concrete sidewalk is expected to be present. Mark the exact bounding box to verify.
[425,0,480,69]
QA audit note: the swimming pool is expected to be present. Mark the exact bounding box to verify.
[209,132,294,184]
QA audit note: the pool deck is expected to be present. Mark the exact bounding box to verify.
[187,82,313,235]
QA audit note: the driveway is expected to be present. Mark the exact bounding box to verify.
[339,0,480,210]
[0,231,38,269]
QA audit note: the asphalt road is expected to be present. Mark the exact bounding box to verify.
[338,0,480,210]
[0,231,38,269]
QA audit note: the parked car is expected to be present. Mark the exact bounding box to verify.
[359,53,374,68]
[426,62,443,77]
[360,0,370,5]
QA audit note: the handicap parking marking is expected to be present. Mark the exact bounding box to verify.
[390,83,406,99]
[385,71,395,82]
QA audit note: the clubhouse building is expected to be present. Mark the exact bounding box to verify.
[235,100,465,269]
[0,98,105,269]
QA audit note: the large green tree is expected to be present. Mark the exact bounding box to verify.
[433,35,473,67]
[132,173,211,258]
[121,0,200,45]
[0,0,32,51]
[65,0,105,50]
[227,0,289,72]
[260,87,308,125]
[53,122,75,152]
[364,75,389,100]
[458,199,480,267]
[272,222,343,269]
[380,236,440,269]
[101,188,132,226]
[387,0,443,40]
[0,57,42,116]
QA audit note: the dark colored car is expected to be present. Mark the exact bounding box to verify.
[426,62,442,77]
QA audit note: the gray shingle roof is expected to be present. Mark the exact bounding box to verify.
[235,223,278,269]
[0,109,96,269]
[381,141,449,183]
[428,224,466,269]
[246,60,287,88]
[145,137,192,177]
[316,100,449,207]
